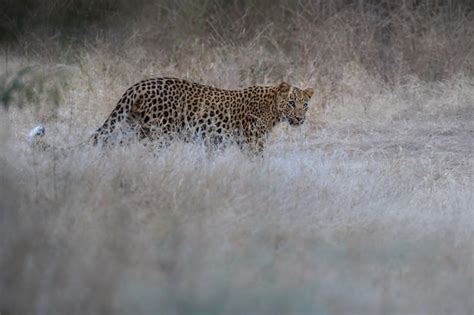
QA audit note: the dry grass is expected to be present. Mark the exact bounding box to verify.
[1,1,474,314]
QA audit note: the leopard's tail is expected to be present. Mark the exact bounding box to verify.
[28,125,86,155]
[29,87,139,151]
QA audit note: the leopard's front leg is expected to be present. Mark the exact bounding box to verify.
[250,136,265,155]
[243,128,266,156]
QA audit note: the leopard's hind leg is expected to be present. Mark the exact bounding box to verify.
[90,88,140,146]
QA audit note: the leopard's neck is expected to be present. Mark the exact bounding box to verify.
[245,86,281,132]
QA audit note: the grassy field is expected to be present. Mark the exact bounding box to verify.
[1,1,473,314]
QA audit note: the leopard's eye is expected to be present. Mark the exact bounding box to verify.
[303,102,308,109]
[288,100,296,108]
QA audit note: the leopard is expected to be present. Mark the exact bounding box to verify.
[89,78,314,153]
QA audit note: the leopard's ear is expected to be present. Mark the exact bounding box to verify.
[304,88,314,98]
[278,82,290,93]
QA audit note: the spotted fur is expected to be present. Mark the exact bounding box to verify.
[91,78,314,153]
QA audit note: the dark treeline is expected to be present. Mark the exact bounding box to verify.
[1,0,473,81]
[1,0,472,42]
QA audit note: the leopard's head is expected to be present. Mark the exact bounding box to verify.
[276,82,314,126]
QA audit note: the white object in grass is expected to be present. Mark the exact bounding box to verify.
[28,125,46,144]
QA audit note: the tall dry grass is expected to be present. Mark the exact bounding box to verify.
[1,1,473,314]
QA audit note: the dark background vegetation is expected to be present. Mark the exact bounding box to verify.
[1,0,473,82]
